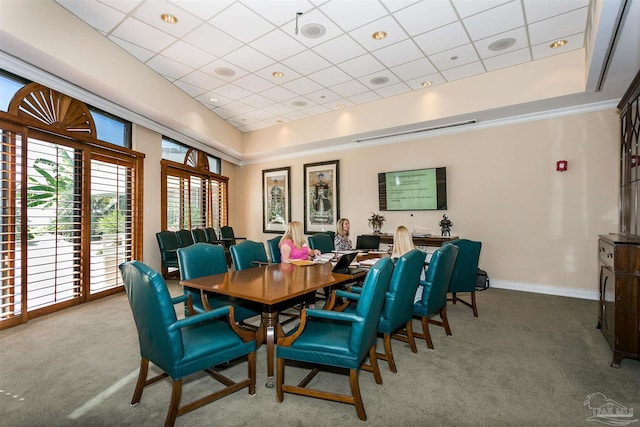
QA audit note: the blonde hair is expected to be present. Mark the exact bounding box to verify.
[336,218,350,238]
[280,221,306,248]
[391,226,414,258]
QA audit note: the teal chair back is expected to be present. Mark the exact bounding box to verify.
[379,249,426,332]
[445,239,482,294]
[230,240,268,271]
[204,227,221,244]
[191,228,207,243]
[176,229,194,247]
[156,231,180,277]
[308,233,334,253]
[415,244,459,316]
[267,236,282,264]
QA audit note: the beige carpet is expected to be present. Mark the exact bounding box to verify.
[1,284,638,426]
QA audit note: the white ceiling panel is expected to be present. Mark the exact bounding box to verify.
[339,54,386,79]
[209,2,275,43]
[413,21,471,56]
[528,7,589,45]
[56,0,125,33]
[483,47,531,71]
[463,1,525,41]
[318,0,388,31]
[393,0,458,36]
[524,0,589,24]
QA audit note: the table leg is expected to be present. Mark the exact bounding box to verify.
[261,309,280,388]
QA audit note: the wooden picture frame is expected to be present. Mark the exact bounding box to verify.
[262,167,291,233]
[304,160,339,234]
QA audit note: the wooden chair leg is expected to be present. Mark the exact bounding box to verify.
[451,292,457,304]
[471,291,478,317]
[248,351,257,396]
[441,308,452,336]
[165,379,182,427]
[421,316,434,349]
[369,346,383,384]
[383,333,397,373]
[131,358,149,405]
[276,357,285,402]
[405,320,418,353]
[349,369,367,421]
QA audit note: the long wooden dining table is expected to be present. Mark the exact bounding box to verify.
[180,262,357,387]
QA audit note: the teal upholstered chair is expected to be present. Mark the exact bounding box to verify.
[204,227,222,244]
[230,240,269,271]
[119,261,256,427]
[267,236,282,264]
[176,229,194,247]
[191,228,208,243]
[331,250,426,372]
[177,243,260,322]
[276,257,394,421]
[308,233,334,253]
[404,244,458,349]
[445,239,482,317]
[155,231,180,278]
[220,226,246,248]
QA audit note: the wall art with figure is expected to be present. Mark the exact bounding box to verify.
[262,167,291,233]
[304,160,339,234]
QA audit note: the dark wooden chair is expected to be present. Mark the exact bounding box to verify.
[155,231,180,278]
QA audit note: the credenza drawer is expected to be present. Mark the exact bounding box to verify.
[599,239,615,268]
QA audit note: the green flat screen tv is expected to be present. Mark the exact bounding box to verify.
[378,167,447,211]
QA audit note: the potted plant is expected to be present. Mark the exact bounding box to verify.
[368,212,386,234]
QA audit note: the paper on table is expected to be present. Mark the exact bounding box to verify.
[289,260,314,266]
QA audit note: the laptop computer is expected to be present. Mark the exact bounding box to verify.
[332,251,367,275]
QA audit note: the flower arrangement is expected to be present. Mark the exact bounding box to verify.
[368,212,386,233]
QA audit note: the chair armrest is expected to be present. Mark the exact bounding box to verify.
[349,285,363,293]
[171,294,190,305]
[335,289,361,302]
[169,306,230,331]
[278,308,362,347]
[252,261,271,266]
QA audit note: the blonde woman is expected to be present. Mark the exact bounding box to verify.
[391,225,425,303]
[279,221,320,263]
[334,218,353,251]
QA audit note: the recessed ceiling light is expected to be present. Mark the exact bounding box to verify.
[209,97,219,102]
[301,23,326,39]
[450,55,458,61]
[276,119,284,123]
[292,101,308,107]
[272,71,285,78]
[336,103,345,108]
[488,37,516,51]
[550,39,568,49]
[160,13,178,24]
[372,31,387,40]
[370,76,389,85]
[215,67,235,77]
[421,81,433,87]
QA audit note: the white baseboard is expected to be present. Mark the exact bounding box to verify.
[489,279,599,301]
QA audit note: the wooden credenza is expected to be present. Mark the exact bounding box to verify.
[597,233,640,367]
[371,234,458,247]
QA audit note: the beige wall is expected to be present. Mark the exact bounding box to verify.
[235,109,619,298]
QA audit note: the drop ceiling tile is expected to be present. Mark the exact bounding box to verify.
[200,60,249,82]
[319,0,388,32]
[160,40,215,68]
[324,99,354,110]
[282,50,332,76]
[111,17,177,52]
[374,82,411,97]
[211,83,254,99]
[391,58,438,80]
[238,93,275,109]
[441,61,486,81]
[282,77,323,95]
[483,47,531,71]
[405,72,446,90]
[393,0,458,36]
[474,27,529,59]
[175,80,207,98]
[232,74,276,93]
[303,104,331,115]
[56,0,125,33]
[251,28,307,62]
[96,0,140,14]
[255,63,301,84]
[289,97,318,109]
[223,100,255,115]
[380,0,422,13]
[528,7,588,45]
[463,1,525,41]
[212,107,237,119]
[359,70,401,90]
[146,55,193,79]
[223,46,275,73]
[429,43,480,71]
[133,0,203,38]
[179,70,226,91]
[208,2,275,43]
[182,23,244,58]
[244,108,275,121]
[195,92,234,108]
[349,16,409,52]
[313,34,367,64]
[308,66,353,87]
[348,91,382,104]
[524,0,589,23]
[373,38,424,68]
[170,0,232,21]
[283,110,310,121]
[339,54,385,79]
[260,86,298,102]
[413,21,471,56]
[109,36,156,62]
[242,0,314,26]
[305,88,342,103]
[451,0,512,19]
[531,32,584,60]
[292,8,345,48]
[331,80,370,98]
[264,103,295,115]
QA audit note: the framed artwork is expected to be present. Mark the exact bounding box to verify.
[304,160,339,234]
[262,167,291,233]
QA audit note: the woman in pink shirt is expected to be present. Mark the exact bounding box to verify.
[279,221,320,263]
